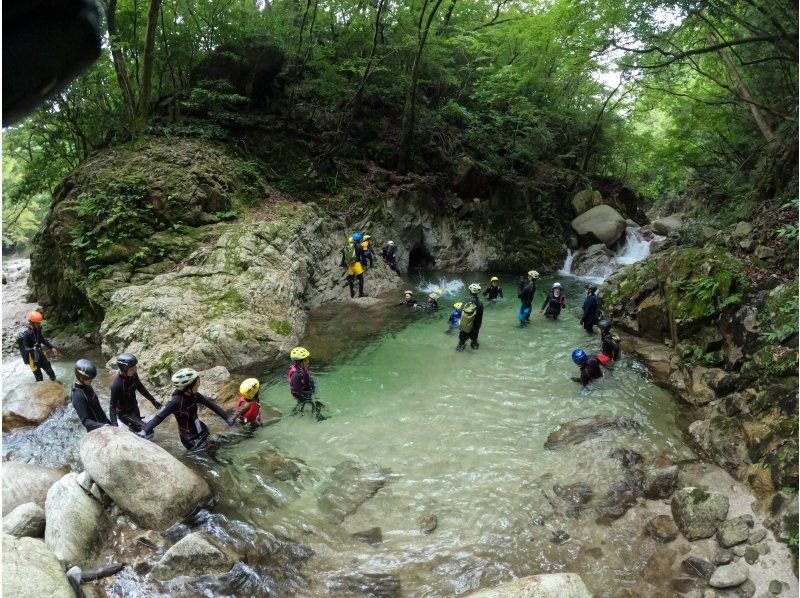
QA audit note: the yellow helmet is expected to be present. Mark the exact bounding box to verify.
[490,276,499,282]
[290,346,310,361]
[348,237,354,244]
[454,302,463,309]
[239,378,260,399]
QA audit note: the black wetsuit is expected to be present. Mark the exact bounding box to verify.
[580,356,604,386]
[458,294,484,349]
[142,390,229,450]
[399,299,418,307]
[517,280,536,321]
[381,246,400,275]
[484,285,503,301]
[289,363,324,417]
[71,382,112,431]
[424,300,439,311]
[542,292,566,319]
[17,325,56,381]
[109,373,160,432]
[601,332,620,361]
[582,293,600,333]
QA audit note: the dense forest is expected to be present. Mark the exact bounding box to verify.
[3,0,798,255]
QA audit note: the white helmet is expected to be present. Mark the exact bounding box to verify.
[171,368,199,390]
[553,282,562,289]
[469,283,481,293]
[528,270,539,279]
[388,240,395,246]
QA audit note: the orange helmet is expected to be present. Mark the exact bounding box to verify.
[28,311,43,323]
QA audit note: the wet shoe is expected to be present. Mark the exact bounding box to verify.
[315,413,328,422]
[358,293,367,298]
[456,344,465,351]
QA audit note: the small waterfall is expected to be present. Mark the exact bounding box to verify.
[560,227,663,283]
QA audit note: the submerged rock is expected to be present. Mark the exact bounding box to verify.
[2,461,67,515]
[80,426,211,530]
[2,502,46,538]
[644,515,679,542]
[466,573,592,597]
[2,381,67,431]
[329,572,402,597]
[45,472,112,567]
[3,534,74,597]
[151,532,238,580]
[417,513,438,534]
[544,414,640,449]
[351,527,383,546]
[671,487,729,540]
[316,461,388,523]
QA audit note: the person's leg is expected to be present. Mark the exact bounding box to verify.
[32,365,44,382]
[470,328,480,349]
[40,357,56,381]
[347,274,355,298]
[457,330,468,350]
[357,274,365,297]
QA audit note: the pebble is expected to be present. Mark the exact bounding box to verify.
[769,579,783,594]
[748,529,767,545]
[733,544,747,557]
[715,549,733,564]
[709,562,748,588]
[681,556,715,579]
[744,546,759,564]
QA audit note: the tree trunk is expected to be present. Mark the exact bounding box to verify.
[580,80,624,172]
[103,0,136,124]
[132,0,163,137]
[351,0,386,112]
[397,0,446,174]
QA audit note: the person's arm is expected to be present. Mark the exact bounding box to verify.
[38,332,54,350]
[135,375,161,408]
[196,393,233,423]
[231,400,249,421]
[580,369,590,387]
[540,295,549,311]
[291,371,313,400]
[141,397,179,434]
[108,379,120,426]
[71,392,108,431]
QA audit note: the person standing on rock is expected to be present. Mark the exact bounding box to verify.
[138,368,234,451]
[381,240,400,275]
[341,236,366,298]
[71,359,114,431]
[517,270,539,324]
[540,282,567,319]
[109,353,163,434]
[484,276,504,302]
[571,349,604,387]
[580,285,600,333]
[16,311,58,381]
[457,283,484,351]
[288,347,326,421]
[598,321,620,365]
[361,235,375,268]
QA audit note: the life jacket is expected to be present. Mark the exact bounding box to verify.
[459,301,478,333]
[288,363,314,397]
[450,310,461,327]
[547,292,565,311]
[236,396,261,422]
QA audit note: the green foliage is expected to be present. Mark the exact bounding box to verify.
[214,210,238,220]
[761,283,799,344]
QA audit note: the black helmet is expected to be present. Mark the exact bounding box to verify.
[75,359,97,382]
[598,320,611,331]
[116,353,138,372]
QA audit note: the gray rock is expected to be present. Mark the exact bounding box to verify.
[2,534,74,597]
[732,222,754,239]
[351,527,382,546]
[733,544,747,557]
[418,513,438,534]
[316,461,388,523]
[2,461,66,515]
[80,426,211,530]
[709,562,748,588]
[768,579,783,594]
[544,414,640,449]
[744,546,759,564]
[465,573,592,597]
[729,578,756,597]
[714,549,733,564]
[2,381,67,431]
[645,515,679,543]
[571,205,628,247]
[755,542,770,556]
[2,502,46,538]
[642,466,678,499]
[66,565,82,586]
[44,472,112,567]
[766,492,798,543]
[739,239,754,252]
[748,529,766,545]
[572,189,603,215]
[718,515,752,548]
[671,487,729,540]
[330,572,402,597]
[151,532,238,581]
[754,245,775,260]
[652,213,683,235]
[681,556,715,579]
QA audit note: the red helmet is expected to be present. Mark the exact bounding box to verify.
[28,311,43,323]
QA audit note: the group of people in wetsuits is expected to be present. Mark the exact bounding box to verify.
[340,233,401,298]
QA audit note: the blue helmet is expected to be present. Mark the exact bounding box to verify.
[571,349,587,365]
[353,233,363,242]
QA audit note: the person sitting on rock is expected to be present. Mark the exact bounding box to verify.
[360,234,375,268]
[231,378,264,426]
[448,302,463,331]
[71,359,113,431]
[571,349,604,387]
[288,347,326,421]
[109,353,162,434]
[598,320,621,365]
[399,290,418,307]
[381,240,400,275]
[517,270,538,324]
[540,282,567,319]
[17,310,58,382]
[138,368,234,451]
[580,285,600,333]
[484,276,503,302]
[340,236,366,298]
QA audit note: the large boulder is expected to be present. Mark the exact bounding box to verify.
[571,205,627,248]
[2,461,67,515]
[544,414,640,449]
[3,502,46,537]
[2,381,67,430]
[670,487,729,540]
[466,573,592,597]
[2,534,74,597]
[150,532,238,581]
[571,189,603,215]
[651,213,683,235]
[45,472,111,566]
[80,426,211,530]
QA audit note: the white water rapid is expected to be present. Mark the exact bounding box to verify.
[559,227,662,284]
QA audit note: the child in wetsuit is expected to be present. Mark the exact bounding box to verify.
[448,302,463,331]
[598,320,620,365]
[484,277,503,302]
[571,349,604,387]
